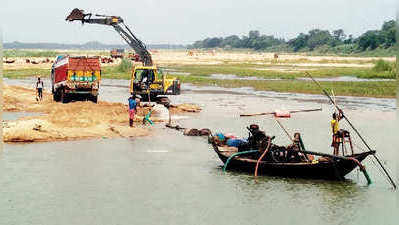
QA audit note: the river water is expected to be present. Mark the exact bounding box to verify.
[1,78,398,225]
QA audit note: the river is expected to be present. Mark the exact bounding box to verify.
[1,78,397,225]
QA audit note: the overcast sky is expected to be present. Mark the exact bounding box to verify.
[1,0,396,45]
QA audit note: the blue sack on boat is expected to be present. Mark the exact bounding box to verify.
[215,133,225,141]
[226,139,247,147]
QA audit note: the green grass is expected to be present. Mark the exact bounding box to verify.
[165,64,395,79]
[3,68,49,79]
[373,59,396,73]
[4,63,396,98]
[116,59,133,73]
[4,50,60,58]
[101,65,132,79]
[3,49,111,58]
[175,75,396,98]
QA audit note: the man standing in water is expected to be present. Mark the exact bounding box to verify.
[128,95,140,127]
[331,110,343,155]
[36,77,44,101]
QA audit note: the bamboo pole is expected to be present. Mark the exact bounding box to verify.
[305,72,396,189]
[240,108,321,117]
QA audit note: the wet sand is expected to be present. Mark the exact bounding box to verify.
[2,85,200,142]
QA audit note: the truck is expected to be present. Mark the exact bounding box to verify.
[110,48,124,58]
[51,55,101,103]
[66,8,180,102]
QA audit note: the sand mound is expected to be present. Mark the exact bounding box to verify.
[2,85,200,142]
[170,104,202,113]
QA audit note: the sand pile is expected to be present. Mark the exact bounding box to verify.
[170,104,202,113]
[2,85,200,142]
[4,51,395,70]
[152,51,395,67]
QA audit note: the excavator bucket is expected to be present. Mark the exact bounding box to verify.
[66,8,86,21]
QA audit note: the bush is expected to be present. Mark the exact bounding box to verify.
[116,59,132,73]
[373,59,393,72]
[4,50,59,58]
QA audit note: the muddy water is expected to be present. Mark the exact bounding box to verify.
[1,79,398,225]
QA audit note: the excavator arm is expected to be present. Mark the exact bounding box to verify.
[66,8,153,66]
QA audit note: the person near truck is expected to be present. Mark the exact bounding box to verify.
[128,94,140,127]
[36,77,44,101]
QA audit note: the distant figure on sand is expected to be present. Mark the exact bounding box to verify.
[128,95,140,127]
[36,77,44,101]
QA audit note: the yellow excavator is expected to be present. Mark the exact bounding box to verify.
[66,9,180,101]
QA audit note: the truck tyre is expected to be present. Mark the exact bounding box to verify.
[60,89,68,103]
[140,94,149,102]
[158,97,170,106]
[53,89,60,102]
[90,95,98,103]
[173,80,180,95]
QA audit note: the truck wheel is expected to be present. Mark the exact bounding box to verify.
[53,89,60,102]
[90,95,98,103]
[140,94,149,102]
[60,89,68,103]
[173,80,181,95]
[158,97,170,106]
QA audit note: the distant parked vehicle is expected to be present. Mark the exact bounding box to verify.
[110,48,125,59]
[51,56,101,103]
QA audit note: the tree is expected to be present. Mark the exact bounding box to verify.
[333,29,346,42]
[357,30,382,50]
[380,20,396,47]
[307,29,333,50]
[288,33,309,51]
[203,37,223,48]
[249,30,260,39]
[344,35,354,44]
[222,35,241,48]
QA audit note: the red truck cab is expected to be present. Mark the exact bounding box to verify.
[51,56,101,103]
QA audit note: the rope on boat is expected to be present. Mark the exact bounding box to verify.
[254,137,272,177]
[223,150,259,172]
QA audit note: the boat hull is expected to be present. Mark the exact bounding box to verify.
[212,142,374,180]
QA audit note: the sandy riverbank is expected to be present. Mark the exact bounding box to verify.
[3,50,395,70]
[2,85,201,143]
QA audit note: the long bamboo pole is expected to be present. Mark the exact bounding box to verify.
[305,72,396,189]
[240,108,322,117]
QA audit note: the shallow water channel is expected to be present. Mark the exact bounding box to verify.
[1,78,398,225]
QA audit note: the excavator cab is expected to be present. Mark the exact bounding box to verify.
[130,66,180,100]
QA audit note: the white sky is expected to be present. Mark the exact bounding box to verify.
[1,0,396,45]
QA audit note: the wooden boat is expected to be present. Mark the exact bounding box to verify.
[211,140,375,180]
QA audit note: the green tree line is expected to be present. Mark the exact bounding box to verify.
[189,20,396,53]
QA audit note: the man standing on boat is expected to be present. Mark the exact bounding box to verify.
[331,110,343,155]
